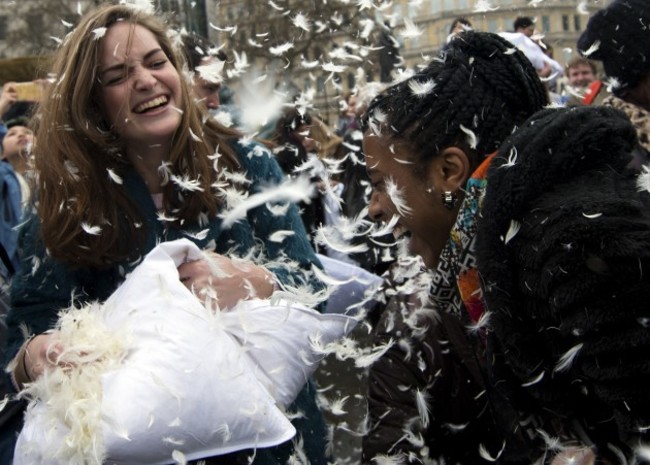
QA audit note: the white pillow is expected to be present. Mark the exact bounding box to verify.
[316,254,382,316]
[14,239,356,465]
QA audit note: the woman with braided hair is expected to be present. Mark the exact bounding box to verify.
[360,31,548,464]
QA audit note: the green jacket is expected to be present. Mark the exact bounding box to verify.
[3,140,328,465]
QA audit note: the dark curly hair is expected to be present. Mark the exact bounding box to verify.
[362,31,549,174]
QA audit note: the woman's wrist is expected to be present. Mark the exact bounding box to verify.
[10,335,35,391]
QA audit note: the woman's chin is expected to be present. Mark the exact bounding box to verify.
[407,237,437,269]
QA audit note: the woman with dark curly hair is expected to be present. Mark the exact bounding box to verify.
[360,31,548,464]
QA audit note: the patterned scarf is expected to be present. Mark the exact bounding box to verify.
[429,154,495,323]
[604,94,650,153]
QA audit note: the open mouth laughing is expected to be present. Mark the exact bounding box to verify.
[133,95,169,114]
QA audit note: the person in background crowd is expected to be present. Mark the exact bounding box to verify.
[449,17,472,37]
[182,34,242,129]
[0,117,33,214]
[335,92,357,137]
[0,118,32,293]
[0,83,18,142]
[0,85,39,145]
[477,105,650,465]
[1,5,329,465]
[181,32,225,112]
[499,21,562,81]
[568,57,597,88]
[563,57,604,106]
[514,16,535,37]
[578,0,650,157]
[360,31,548,464]
[272,109,325,243]
[336,82,394,274]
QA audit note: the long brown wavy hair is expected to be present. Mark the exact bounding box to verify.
[33,4,241,268]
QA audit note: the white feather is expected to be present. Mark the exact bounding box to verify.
[355,339,395,368]
[269,230,296,243]
[580,40,600,57]
[554,343,584,373]
[459,124,479,150]
[195,60,224,84]
[92,27,107,39]
[408,78,435,97]
[170,174,204,192]
[269,42,294,56]
[220,176,313,228]
[479,441,506,461]
[400,18,423,39]
[521,370,545,387]
[637,166,650,193]
[415,389,431,428]
[466,310,490,334]
[577,0,589,15]
[385,178,412,217]
[473,0,499,13]
[292,13,311,32]
[106,168,123,184]
[81,223,102,235]
[171,449,187,465]
[504,220,521,245]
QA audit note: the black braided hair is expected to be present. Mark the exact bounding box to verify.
[362,31,549,172]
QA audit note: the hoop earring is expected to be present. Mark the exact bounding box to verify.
[441,190,458,210]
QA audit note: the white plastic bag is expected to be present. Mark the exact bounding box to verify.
[15,239,355,465]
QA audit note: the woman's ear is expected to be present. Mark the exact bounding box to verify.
[428,146,472,191]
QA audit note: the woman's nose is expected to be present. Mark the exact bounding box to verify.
[367,191,383,222]
[205,93,220,109]
[133,66,156,90]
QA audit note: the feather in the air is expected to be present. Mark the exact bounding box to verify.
[637,166,650,193]
[504,219,521,244]
[106,168,123,184]
[459,124,479,150]
[171,449,187,465]
[385,177,412,217]
[355,339,396,368]
[269,230,296,243]
[370,454,407,465]
[400,18,423,39]
[535,428,563,451]
[292,13,311,32]
[415,389,431,428]
[170,174,204,192]
[479,441,506,462]
[196,60,225,84]
[220,176,313,228]
[554,343,584,373]
[466,310,490,334]
[521,370,545,387]
[473,0,499,13]
[92,27,107,39]
[500,146,518,168]
[270,42,294,56]
[81,223,102,235]
[208,22,237,36]
[322,62,347,73]
[580,40,600,57]
[576,0,589,14]
[408,78,435,97]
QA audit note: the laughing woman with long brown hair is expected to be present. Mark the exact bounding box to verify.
[1,4,328,464]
